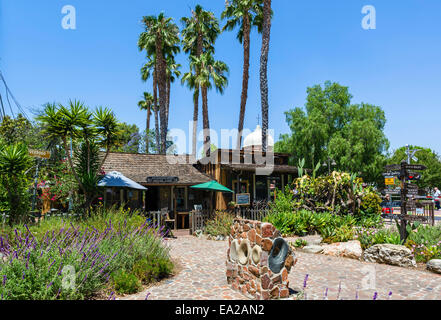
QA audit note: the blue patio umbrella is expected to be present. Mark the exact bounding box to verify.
[98,171,147,190]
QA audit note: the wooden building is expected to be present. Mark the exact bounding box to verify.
[102,153,212,229]
[196,149,298,210]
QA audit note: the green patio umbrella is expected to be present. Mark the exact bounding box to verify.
[190,181,233,212]
[190,181,233,193]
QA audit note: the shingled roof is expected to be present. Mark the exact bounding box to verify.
[102,153,212,186]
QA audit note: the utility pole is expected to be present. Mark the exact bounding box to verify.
[31,159,41,211]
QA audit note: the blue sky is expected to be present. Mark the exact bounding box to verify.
[1,0,441,155]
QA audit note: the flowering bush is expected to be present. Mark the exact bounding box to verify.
[405,225,441,262]
[0,209,172,300]
[294,171,381,216]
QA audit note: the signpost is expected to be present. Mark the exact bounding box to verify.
[383,160,428,241]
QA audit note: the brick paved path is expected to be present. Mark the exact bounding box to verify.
[122,236,441,300]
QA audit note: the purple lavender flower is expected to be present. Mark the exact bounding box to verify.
[303,274,309,289]
[373,292,378,300]
[145,292,151,300]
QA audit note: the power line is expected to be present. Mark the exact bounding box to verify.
[0,70,30,121]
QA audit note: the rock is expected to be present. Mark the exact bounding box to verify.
[301,245,324,254]
[0,253,6,263]
[427,260,441,274]
[363,244,417,268]
[322,241,362,260]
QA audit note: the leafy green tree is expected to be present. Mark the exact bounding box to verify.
[0,114,32,144]
[387,146,441,191]
[112,122,141,154]
[0,143,32,225]
[276,81,389,184]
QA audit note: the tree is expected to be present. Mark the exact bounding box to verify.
[276,81,389,184]
[181,5,221,157]
[188,52,229,157]
[387,146,441,191]
[138,92,154,153]
[112,122,142,154]
[222,0,264,150]
[165,56,181,144]
[259,0,272,152]
[139,13,180,154]
[140,57,160,153]
[37,101,120,211]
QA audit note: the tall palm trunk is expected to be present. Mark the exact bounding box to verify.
[192,34,204,158]
[236,14,251,150]
[146,107,151,154]
[165,76,171,146]
[153,64,160,154]
[260,0,272,153]
[156,37,168,154]
[201,85,210,157]
[192,88,199,157]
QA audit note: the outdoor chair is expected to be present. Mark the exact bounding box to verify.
[161,207,176,231]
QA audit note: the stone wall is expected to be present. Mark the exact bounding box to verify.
[226,218,297,300]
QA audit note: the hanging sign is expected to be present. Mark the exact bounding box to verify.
[28,149,51,159]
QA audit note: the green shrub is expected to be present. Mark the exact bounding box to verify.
[355,227,402,250]
[111,270,141,295]
[132,257,174,284]
[360,191,382,215]
[405,225,441,262]
[292,239,308,248]
[205,211,234,237]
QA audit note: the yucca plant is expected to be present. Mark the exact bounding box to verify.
[0,143,32,225]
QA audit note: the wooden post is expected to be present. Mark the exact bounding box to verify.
[400,161,409,242]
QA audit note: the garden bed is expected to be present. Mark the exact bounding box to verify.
[0,208,174,300]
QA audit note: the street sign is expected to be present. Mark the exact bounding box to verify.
[385,178,396,186]
[383,188,401,195]
[406,189,419,196]
[405,183,418,190]
[405,164,427,171]
[382,171,401,177]
[385,164,401,171]
[28,149,51,159]
[381,201,401,207]
[402,215,427,222]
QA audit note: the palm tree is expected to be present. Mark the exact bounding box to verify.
[260,0,272,152]
[139,13,180,154]
[165,56,181,140]
[140,57,160,153]
[222,0,263,150]
[181,5,221,157]
[189,53,229,157]
[138,92,154,154]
